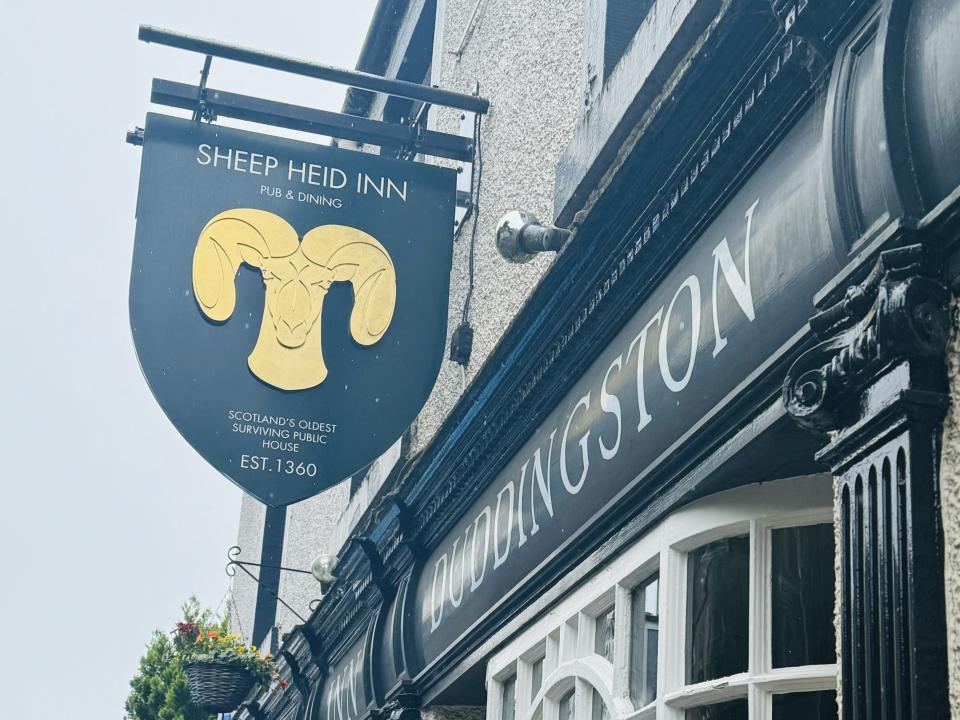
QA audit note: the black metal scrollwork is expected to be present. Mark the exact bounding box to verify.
[225,545,313,625]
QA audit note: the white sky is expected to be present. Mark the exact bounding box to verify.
[0,1,377,715]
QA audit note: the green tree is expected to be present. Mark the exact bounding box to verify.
[125,597,225,720]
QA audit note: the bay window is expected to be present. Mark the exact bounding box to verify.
[487,476,837,720]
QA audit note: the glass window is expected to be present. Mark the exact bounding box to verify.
[594,605,615,662]
[530,656,543,701]
[501,674,516,720]
[558,689,574,720]
[629,575,659,706]
[686,699,749,720]
[484,479,838,720]
[772,690,838,719]
[771,524,836,667]
[686,536,750,684]
[591,689,609,720]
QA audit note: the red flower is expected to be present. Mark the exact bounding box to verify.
[279,680,288,689]
[174,622,199,640]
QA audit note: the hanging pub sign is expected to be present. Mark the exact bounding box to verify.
[130,114,456,506]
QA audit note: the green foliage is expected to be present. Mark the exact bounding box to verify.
[124,597,223,720]
[124,629,213,720]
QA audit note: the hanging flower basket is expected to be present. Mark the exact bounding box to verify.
[173,622,278,713]
[184,660,257,713]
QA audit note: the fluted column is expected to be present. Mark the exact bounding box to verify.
[783,244,951,719]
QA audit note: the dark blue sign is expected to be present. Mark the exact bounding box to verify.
[130,114,455,506]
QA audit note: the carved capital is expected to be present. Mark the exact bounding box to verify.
[383,690,421,720]
[783,245,949,433]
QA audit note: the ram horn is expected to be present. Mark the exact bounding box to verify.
[300,225,397,345]
[192,209,300,322]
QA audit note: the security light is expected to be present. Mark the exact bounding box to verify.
[495,211,572,263]
[310,553,338,585]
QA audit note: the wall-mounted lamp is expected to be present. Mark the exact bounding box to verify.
[495,211,572,263]
[310,553,338,585]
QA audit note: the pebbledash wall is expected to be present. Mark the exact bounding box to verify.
[943,301,960,716]
[229,1,960,719]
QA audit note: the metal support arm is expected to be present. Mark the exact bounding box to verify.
[139,25,489,114]
[149,79,474,162]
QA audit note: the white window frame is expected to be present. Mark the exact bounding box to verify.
[485,475,837,720]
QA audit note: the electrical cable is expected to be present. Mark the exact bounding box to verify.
[462,106,483,323]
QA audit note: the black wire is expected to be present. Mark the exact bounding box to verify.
[462,107,483,324]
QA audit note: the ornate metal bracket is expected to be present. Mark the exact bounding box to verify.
[191,54,216,124]
[226,545,315,625]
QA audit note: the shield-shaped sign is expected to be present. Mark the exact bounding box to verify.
[130,114,455,506]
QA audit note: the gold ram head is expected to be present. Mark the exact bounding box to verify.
[192,208,397,391]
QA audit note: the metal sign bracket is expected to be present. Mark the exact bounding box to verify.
[127,25,489,165]
[192,54,215,123]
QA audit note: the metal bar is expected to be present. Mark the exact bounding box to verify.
[139,24,489,114]
[151,79,474,163]
[192,54,213,122]
[230,559,308,625]
[452,0,486,57]
[230,558,313,575]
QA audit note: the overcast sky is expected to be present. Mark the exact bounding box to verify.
[0,1,376,716]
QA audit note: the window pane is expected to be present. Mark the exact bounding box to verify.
[772,524,836,667]
[594,605,615,662]
[501,674,516,720]
[530,657,543,702]
[686,536,750,684]
[772,690,838,719]
[686,699,748,720]
[591,689,609,720]
[629,575,659,706]
[558,689,574,720]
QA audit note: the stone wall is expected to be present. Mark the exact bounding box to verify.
[941,298,960,717]
[421,706,486,720]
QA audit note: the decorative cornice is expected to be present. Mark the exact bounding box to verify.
[783,244,950,433]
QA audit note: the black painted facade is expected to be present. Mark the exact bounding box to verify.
[239,1,960,718]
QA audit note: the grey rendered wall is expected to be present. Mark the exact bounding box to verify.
[228,493,265,642]
[421,707,485,720]
[275,480,350,633]
[941,299,960,718]
[413,0,585,451]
